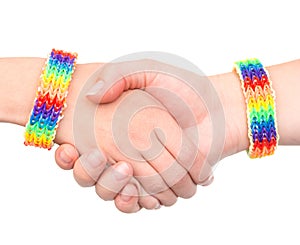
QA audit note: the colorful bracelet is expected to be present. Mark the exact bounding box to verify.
[234,58,279,158]
[24,49,78,150]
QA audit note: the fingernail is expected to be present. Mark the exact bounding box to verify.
[86,81,104,96]
[201,175,214,186]
[154,202,161,210]
[198,162,212,183]
[113,162,130,181]
[85,149,105,169]
[59,149,73,164]
[81,149,106,182]
[120,184,135,202]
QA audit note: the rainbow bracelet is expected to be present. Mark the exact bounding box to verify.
[234,58,279,158]
[24,49,78,150]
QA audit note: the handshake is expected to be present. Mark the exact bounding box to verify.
[18,53,248,213]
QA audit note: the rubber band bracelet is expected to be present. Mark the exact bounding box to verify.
[234,58,279,158]
[24,49,78,150]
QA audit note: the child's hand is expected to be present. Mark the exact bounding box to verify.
[55,145,157,213]
[55,59,248,212]
[55,86,202,212]
[83,60,248,178]
[54,63,201,212]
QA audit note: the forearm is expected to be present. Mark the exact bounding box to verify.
[0,57,101,145]
[0,58,43,126]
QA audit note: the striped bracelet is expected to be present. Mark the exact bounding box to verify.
[234,58,279,158]
[24,49,78,150]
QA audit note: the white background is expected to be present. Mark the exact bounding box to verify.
[0,0,299,244]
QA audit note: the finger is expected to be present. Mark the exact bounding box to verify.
[55,144,79,170]
[128,177,161,210]
[85,60,159,104]
[142,134,197,199]
[106,92,179,205]
[114,184,141,213]
[86,80,126,104]
[138,196,161,210]
[73,149,107,187]
[131,104,197,198]
[95,161,133,201]
[167,127,214,185]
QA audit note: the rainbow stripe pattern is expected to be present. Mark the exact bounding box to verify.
[24,49,78,149]
[234,58,279,158]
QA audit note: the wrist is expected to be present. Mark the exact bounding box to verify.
[209,71,249,158]
[0,57,102,148]
[54,63,102,146]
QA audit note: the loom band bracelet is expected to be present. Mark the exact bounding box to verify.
[40,78,51,91]
[47,118,60,131]
[33,129,45,141]
[50,111,61,124]
[25,49,77,149]
[41,105,54,118]
[60,82,70,93]
[265,94,275,106]
[45,97,57,111]
[25,123,39,135]
[51,110,62,123]
[34,96,46,108]
[249,107,274,122]
[24,133,34,144]
[33,102,47,116]
[37,117,51,129]
[53,111,62,121]
[52,77,63,90]
[46,90,59,104]
[36,92,50,107]
[256,96,265,106]
[43,137,53,148]
[38,134,48,145]
[53,98,64,112]
[261,74,269,85]
[254,86,264,97]
[35,91,49,105]
[249,68,259,80]
[248,101,259,112]
[44,129,55,140]
[41,72,52,85]
[30,112,43,125]
[256,97,272,111]
[51,106,62,117]
[55,93,66,107]
[34,101,45,114]
[252,65,266,80]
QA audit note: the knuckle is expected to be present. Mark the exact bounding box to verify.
[95,183,114,201]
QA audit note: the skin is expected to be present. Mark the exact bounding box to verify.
[0,58,200,211]
[1,58,300,213]
[56,59,300,212]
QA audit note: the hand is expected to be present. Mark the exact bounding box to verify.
[55,145,159,213]
[52,63,173,213]
[55,59,248,212]
[84,58,248,162]
[54,62,203,212]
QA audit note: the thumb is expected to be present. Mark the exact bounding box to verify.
[86,79,126,104]
[85,60,155,104]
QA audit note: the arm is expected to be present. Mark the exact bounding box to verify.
[83,59,300,151]
[53,58,300,212]
[209,59,300,153]
[0,58,100,129]
[0,57,177,212]
[0,58,147,212]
